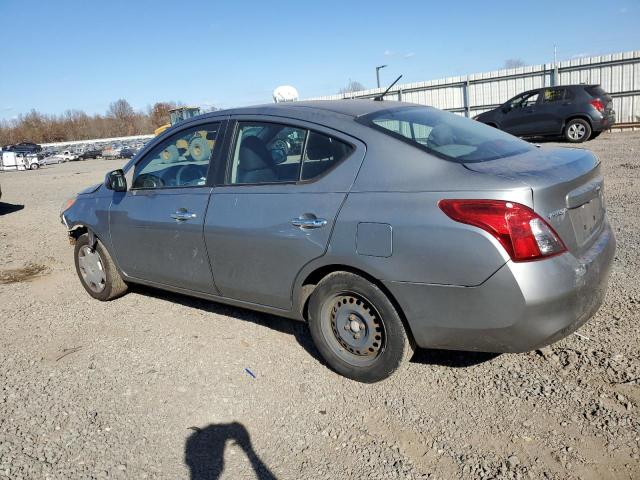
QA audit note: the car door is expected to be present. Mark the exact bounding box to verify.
[204,117,365,310]
[500,90,540,135]
[535,87,573,134]
[109,120,226,294]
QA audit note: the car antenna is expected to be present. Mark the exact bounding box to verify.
[374,75,403,101]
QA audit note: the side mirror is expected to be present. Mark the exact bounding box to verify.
[104,169,127,192]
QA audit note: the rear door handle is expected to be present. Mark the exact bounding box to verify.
[291,217,328,229]
[170,209,197,221]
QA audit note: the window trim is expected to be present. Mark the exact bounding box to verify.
[129,120,225,191]
[222,118,356,187]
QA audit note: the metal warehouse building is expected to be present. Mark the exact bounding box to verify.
[310,50,640,127]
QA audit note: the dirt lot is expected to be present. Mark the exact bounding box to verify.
[1,132,639,480]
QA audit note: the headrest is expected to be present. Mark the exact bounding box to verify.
[306,133,334,160]
[428,124,455,147]
[239,136,272,171]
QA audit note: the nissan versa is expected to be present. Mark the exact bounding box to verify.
[60,100,615,382]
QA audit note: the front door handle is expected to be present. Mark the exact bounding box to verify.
[170,209,197,221]
[291,217,328,229]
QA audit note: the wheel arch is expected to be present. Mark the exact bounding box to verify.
[295,263,416,346]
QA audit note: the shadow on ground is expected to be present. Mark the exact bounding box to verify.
[132,285,321,362]
[411,348,500,368]
[0,202,24,215]
[133,284,500,370]
[185,422,277,480]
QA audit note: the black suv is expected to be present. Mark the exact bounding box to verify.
[3,142,43,154]
[474,84,615,143]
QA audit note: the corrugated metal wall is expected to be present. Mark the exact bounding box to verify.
[309,50,640,124]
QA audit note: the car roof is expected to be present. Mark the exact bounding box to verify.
[199,99,420,121]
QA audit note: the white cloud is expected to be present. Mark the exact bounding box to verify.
[384,49,395,56]
[403,52,415,58]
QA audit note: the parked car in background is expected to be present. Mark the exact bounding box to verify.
[119,148,136,159]
[60,100,615,382]
[41,155,66,165]
[57,150,80,161]
[474,84,615,143]
[102,147,122,159]
[79,149,102,160]
[2,142,42,154]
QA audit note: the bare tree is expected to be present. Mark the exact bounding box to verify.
[338,80,366,95]
[504,58,526,69]
[150,102,177,128]
[0,98,173,145]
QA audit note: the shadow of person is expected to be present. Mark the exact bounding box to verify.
[185,422,277,480]
[0,202,25,215]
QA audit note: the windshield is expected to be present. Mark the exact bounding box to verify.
[362,106,534,163]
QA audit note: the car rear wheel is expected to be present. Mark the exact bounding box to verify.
[564,119,591,143]
[30,163,39,170]
[308,272,414,382]
[74,233,127,301]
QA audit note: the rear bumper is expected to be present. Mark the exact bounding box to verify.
[385,220,616,353]
[592,112,616,131]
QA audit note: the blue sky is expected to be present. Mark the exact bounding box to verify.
[0,0,638,120]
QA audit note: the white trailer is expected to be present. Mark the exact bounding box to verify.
[0,151,41,171]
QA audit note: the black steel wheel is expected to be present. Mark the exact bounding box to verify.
[308,272,414,382]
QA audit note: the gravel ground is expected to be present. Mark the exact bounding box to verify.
[1,132,639,480]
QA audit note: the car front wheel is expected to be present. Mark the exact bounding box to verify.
[564,119,591,143]
[74,233,128,301]
[308,272,415,383]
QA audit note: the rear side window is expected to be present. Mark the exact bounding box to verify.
[585,85,607,97]
[363,106,534,163]
[228,122,352,184]
[541,88,567,103]
[301,132,351,181]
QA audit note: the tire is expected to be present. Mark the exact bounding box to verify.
[74,233,127,301]
[30,163,39,170]
[308,272,415,383]
[564,118,591,143]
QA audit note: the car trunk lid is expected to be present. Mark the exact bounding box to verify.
[463,146,605,256]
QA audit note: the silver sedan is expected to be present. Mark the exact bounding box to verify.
[60,100,615,382]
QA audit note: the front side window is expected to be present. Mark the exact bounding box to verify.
[228,122,352,184]
[132,123,220,189]
[364,106,534,163]
[509,91,539,109]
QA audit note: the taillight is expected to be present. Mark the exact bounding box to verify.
[438,199,566,262]
[590,99,604,112]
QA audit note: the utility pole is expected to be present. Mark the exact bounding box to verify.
[376,65,387,88]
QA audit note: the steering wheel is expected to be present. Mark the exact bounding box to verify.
[271,139,289,155]
[135,173,165,189]
[176,164,205,186]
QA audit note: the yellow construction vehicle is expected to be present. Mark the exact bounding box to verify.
[154,106,201,136]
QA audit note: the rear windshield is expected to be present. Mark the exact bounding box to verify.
[362,106,534,163]
[585,85,607,97]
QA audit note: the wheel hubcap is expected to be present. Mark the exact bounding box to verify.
[568,124,586,140]
[326,293,385,364]
[78,245,106,293]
